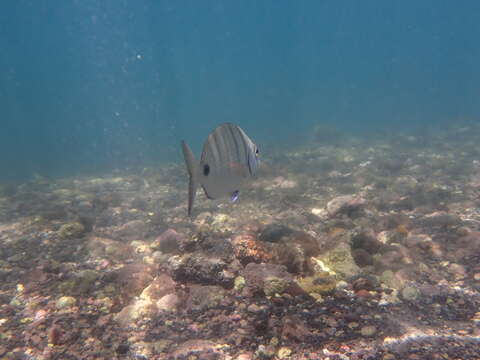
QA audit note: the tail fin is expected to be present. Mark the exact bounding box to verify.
[181,140,199,216]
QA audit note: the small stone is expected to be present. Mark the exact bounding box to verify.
[277,346,292,359]
[153,339,172,353]
[255,344,275,358]
[234,276,246,291]
[235,353,253,360]
[360,325,377,337]
[355,289,371,298]
[48,326,61,345]
[401,285,420,301]
[56,296,76,309]
[247,304,262,313]
[377,231,397,244]
[311,208,328,219]
[447,263,466,278]
[348,322,359,329]
[326,195,365,216]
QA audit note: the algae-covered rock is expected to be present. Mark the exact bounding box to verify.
[242,263,294,296]
[185,284,225,311]
[380,270,405,290]
[58,269,99,295]
[401,284,420,301]
[263,276,291,297]
[58,222,85,239]
[296,272,336,297]
[56,296,77,309]
[317,242,361,279]
[234,276,246,291]
[167,253,233,287]
[211,213,235,232]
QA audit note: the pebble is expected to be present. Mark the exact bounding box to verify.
[401,285,420,301]
[326,195,365,216]
[247,304,262,313]
[355,289,371,298]
[277,346,292,359]
[55,296,77,309]
[360,325,377,337]
[235,353,253,360]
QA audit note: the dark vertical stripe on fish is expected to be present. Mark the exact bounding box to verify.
[227,124,242,165]
[238,127,249,168]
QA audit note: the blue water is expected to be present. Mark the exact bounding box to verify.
[1,1,479,180]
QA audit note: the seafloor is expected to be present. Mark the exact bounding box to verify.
[1,124,480,360]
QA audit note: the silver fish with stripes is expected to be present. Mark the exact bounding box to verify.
[181,123,260,216]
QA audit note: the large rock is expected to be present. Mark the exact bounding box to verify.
[115,299,158,327]
[139,273,176,301]
[150,229,185,254]
[106,264,154,301]
[232,233,272,265]
[242,263,294,297]
[315,242,361,279]
[234,224,322,274]
[167,253,234,287]
[326,195,366,217]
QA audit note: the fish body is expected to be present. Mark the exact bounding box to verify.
[181,123,259,216]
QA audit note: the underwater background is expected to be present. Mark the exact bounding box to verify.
[2,1,480,360]
[1,0,479,181]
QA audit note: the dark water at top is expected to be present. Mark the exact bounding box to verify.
[1,1,479,181]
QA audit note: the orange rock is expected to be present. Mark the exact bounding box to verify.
[232,233,272,265]
[396,224,409,235]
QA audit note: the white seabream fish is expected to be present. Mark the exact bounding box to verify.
[181,123,260,216]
